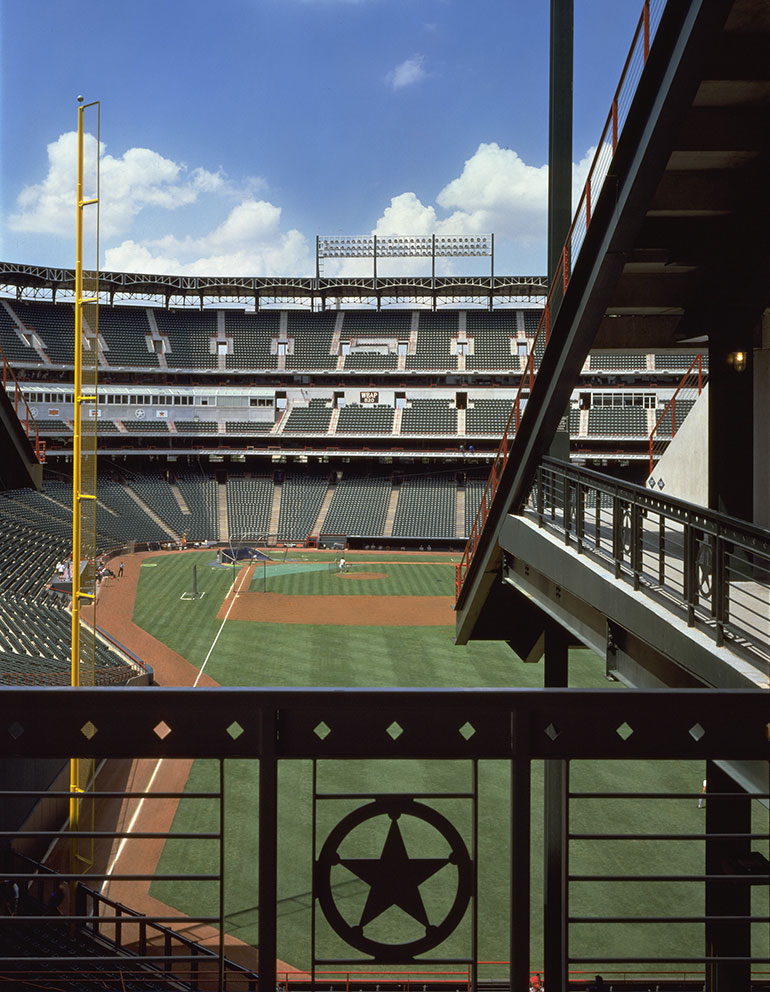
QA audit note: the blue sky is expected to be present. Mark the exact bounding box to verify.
[1,0,643,278]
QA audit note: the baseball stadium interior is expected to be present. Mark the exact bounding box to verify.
[0,0,769,989]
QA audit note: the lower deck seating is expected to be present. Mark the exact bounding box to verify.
[226,475,274,538]
[320,474,392,535]
[277,472,329,540]
[392,475,457,539]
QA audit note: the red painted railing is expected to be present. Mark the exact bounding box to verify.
[0,344,45,463]
[456,0,661,604]
[648,352,703,474]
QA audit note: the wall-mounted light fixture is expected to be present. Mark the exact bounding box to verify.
[727,350,747,372]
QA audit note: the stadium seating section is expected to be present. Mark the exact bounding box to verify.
[0,295,706,689]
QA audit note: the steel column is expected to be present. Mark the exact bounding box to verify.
[510,740,531,989]
[544,622,569,992]
[258,709,278,992]
[705,761,753,992]
[547,0,574,283]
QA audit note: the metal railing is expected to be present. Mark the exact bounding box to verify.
[526,457,770,673]
[5,849,258,990]
[648,354,704,474]
[0,686,767,992]
[456,0,666,602]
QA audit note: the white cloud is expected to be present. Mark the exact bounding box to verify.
[364,141,611,274]
[10,130,610,278]
[9,131,224,239]
[385,55,427,91]
[104,199,312,276]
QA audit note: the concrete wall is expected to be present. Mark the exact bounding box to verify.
[646,384,708,507]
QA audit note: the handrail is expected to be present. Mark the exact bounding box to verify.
[0,343,44,462]
[526,456,770,672]
[648,352,704,473]
[10,849,259,990]
[456,0,663,604]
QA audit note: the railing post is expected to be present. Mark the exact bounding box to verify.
[658,515,666,586]
[595,488,602,550]
[631,503,642,590]
[192,943,199,989]
[684,519,696,626]
[585,178,591,227]
[550,468,556,523]
[536,466,544,527]
[576,480,584,554]
[612,496,622,578]
[714,531,726,647]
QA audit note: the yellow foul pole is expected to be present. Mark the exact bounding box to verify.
[70,96,100,877]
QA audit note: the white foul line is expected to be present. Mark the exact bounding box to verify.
[101,563,253,891]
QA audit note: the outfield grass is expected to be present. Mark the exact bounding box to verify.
[133,550,769,978]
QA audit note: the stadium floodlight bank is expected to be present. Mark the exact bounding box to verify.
[316,233,495,282]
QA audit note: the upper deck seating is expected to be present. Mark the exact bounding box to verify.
[465,399,513,435]
[285,313,337,370]
[154,309,217,370]
[225,421,273,434]
[587,407,648,436]
[465,312,519,372]
[283,399,333,433]
[0,306,40,364]
[225,312,280,371]
[174,420,218,433]
[400,399,458,434]
[11,302,75,366]
[405,312,458,372]
[336,404,394,434]
[589,353,648,372]
[99,307,155,367]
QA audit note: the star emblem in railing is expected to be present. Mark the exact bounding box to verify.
[340,817,449,928]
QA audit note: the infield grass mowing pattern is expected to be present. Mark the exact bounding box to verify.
[133,551,768,977]
[252,561,453,596]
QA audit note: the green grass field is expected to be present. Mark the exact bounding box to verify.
[131,549,769,980]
